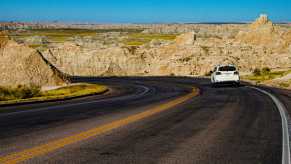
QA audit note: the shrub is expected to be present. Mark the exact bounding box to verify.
[279,82,290,88]
[179,57,192,62]
[0,87,10,101]
[18,85,41,99]
[204,71,212,76]
[253,68,261,76]
[201,46,210,54]
[262,67,271,74]
[0,85,41,101]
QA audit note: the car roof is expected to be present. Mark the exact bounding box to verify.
[216,64,236,68]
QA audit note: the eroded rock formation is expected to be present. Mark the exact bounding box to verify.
[0,32,68,87]
[36,15,291,77]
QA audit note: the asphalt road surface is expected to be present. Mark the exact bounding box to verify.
[0,77,284,164]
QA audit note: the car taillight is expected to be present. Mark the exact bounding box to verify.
[216,72,222,75]
[234,71,239,75]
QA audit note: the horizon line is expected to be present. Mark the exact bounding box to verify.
[0,20,291,25]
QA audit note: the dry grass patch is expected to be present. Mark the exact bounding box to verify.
[0,85,41,101]
[0,84,108,105]
[123,33,177,46]
[243,69,291,83]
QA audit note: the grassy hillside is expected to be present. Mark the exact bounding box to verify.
[8,29,176,48]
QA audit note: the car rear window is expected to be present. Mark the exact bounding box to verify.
[218,66,236,71]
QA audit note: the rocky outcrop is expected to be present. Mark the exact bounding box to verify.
[35,15,291,77]
[42,42,148,76]
[250,14,273,29]
[23,36,49,45]
[235,14,287,49]
[101,62,127,76]
[0,33,68,87]
[142,24,244,37]
[0,31,9,48]
[175,32,196,46]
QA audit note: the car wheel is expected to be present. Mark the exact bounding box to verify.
[211,83,217,88]
[234,82,240,87]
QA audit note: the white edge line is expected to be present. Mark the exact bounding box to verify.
[248,86,291,164]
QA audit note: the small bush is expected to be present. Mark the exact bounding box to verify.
[253,68,261,76]
[201,46,210,54]
[278,82,290,88]
[204,71,212,76]
[170,73,175,76]
[0,85,41,101]
[179,57,192,62]
[262,67,271,74]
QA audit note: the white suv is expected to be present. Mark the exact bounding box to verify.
[211,65,240,87]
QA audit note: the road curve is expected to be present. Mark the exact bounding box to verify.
[0,77,283,164]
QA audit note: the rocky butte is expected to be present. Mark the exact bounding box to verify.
[0,31,68,87]
[40,15,290,77]
[0,14,290,87]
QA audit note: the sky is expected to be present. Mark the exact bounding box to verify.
[0,0,290,23]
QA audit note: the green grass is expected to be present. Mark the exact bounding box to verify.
[243,69,291,83]
[0,85,41,101]
[124,41,146,46]
[278,81,291,88]
[8,29,176,47]
[0,84,108,105]
[123,33,177,46]
[43,84,107,97]
[8,28,144,45]
[10,29,100,43]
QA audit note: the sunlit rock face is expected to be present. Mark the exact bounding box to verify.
[175,32,196,46]
[0,31,9,48]
[235,14,290,49]
[0,32,68,87]
[38,15,291,77]
[42,42,149,76]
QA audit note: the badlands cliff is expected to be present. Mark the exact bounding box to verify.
[0,32,68,87]
[40,15,290,77]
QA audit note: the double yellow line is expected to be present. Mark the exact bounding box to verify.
[0,88,199,164]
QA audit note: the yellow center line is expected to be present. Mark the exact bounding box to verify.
[0,88,199,164]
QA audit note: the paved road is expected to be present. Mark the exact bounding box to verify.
[0,77,283,164]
